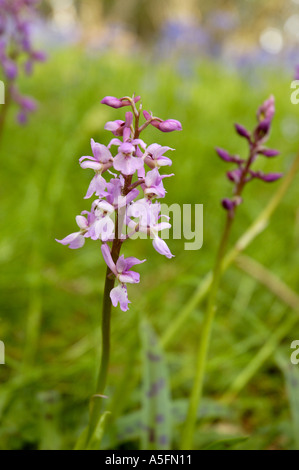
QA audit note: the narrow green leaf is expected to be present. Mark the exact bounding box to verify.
[278,357,299,449]
[203,436,248,450]
[74,427,89,451]
[140,320,171,450]
[103,398,233,448]
[74,411,111,450]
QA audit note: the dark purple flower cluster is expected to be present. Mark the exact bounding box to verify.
[216,96,282,217]
[0,0,46,123]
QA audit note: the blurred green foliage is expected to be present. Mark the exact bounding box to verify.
[0,47,299,449]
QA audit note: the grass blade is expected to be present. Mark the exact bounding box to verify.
[140,320,171,450]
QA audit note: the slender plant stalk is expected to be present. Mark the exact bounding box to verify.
[162,154,299,447]
[181,146,258,450]
[85,204,124,447]
[85,268,116,443]
[181,140,295,449]
[96,273,115,394]
[181,215,233,449]
[85,100,141,446]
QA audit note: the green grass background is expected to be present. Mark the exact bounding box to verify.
[0,48,299,449]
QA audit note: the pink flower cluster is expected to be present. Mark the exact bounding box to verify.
[0,0,46,123]
[56,95,182,311]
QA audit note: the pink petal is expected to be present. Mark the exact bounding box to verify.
[79,155,96,163]
[76,215,88,230]
[108,138,122,149]
[118,272,140,284]
[84,174,106,199]
[145,168,160,187]
[80,161,103,171]
[101,243,117,275]
[154,146,174,159]
[146,143,160,154]
[113,154,143,175]
[91,139,113,163]
[115,255,126,273]
[123,127,131,142]
[110,284,130,311]
[125,112,133,127]
[56,232,85,249]
[95,217,114,241]
[152,237,174,258]
[131,138,146,149]
[104,121,123,132]
[124,257,146,270]
[156,156,172,167]
[154,222,171,232]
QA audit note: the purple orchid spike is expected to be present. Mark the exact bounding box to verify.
[0,0,46,124]
[57,94,178,312]
[217,96,282,217]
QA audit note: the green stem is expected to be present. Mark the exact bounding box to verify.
[96,271,115,394]
[181,215,233,449]
[181,143,268,449]
[86,268,116,443]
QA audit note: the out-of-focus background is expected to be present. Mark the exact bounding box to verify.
[1,0,299,450]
